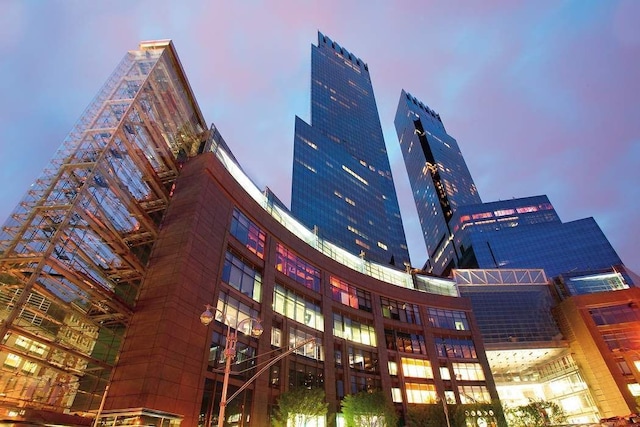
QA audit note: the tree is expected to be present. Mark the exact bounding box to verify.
[504,399,566,427]
[405,404,447,427]
[272,387,328,427]
[341,390,398,427]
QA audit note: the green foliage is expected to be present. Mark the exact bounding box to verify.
[272,387,328,427]
[405,404,447,427]
[341,390,398,427]
[504,399,566,427]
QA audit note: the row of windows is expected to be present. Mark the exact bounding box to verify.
[347,347,378,372]
[334,314,377,346]
[436,338,478,359]
[381,297,421,324]
[230,208,266,259]
[222,251,262,302]
[428,308,469,330]
[590,303,640,326]
[276,242,322,292]
[216,291,260,332]
[273,285,324,331]
[229,209,459,335]
[330,276,372,312]
[385,330,427,355]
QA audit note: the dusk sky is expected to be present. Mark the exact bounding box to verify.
[1,1,638,274]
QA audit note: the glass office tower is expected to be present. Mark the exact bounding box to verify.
[292,33,410,267]
[450,196,624,279]
[394,90,481,275]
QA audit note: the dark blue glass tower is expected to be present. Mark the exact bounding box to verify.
[451,196,624,279]
[395,92,629,284]
[394,90,481,274]
[291,33,409,267]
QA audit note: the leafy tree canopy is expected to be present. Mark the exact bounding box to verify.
[504,399,566,427]
[341,390,398,427]
[272,387,328,427]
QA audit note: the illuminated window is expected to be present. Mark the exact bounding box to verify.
[22,360,38,374]
[271,327,282,347]
[377,242,388,250]
[342,165,368,185]
[289,328,323,360]
[385,330,427,354]
[472,212,492,220]
[405,383,437,404]
[216,291,260,332]
[458,385,491,403]
[494,209,516,217]
[391,388,403,403]
[273,285,324,331]
[276,243,321,292]
[330,277,371,312]
[401,357,434,379]
[452,362,485,381]
[4,353,21,369]
[440,366,451,380]
[388,361,398,376]
[230,208,266,259]
[516,206,538,214]
[628,383,640,397]
[334,314,376,346]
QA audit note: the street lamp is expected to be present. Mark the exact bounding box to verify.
[200,304,263,427]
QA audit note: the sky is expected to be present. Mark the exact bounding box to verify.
[0,0,638,275]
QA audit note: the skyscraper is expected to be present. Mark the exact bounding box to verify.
[394,90,481,274]
[451,196,625,279]
[395,91,630,283]
[291,33,410,267]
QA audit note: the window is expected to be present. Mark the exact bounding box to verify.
[334,314,376,346]
[273,285,324,331]
[216,291,260,332]
[436,337,477,359]
[222,251,262,301]
[276,243,321,292]
[428,308,469,330]
[401,357,434,379]
[230,208,266,259]
[4,353,21,369]
[458,385,491,403]
[348,347,378,372]
[452,362,485,381]
[405,383,437,404]
[289,361,324,389]
[385,330,427,355]
[330,277,371,312]
[350,375,380,394]
[289,328,323,360]
[381,297,421,324]
[271,327,282,347]
[388,361,398,376]
[590,304,640,326]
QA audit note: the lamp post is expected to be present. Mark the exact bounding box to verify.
[200,304,264,427]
